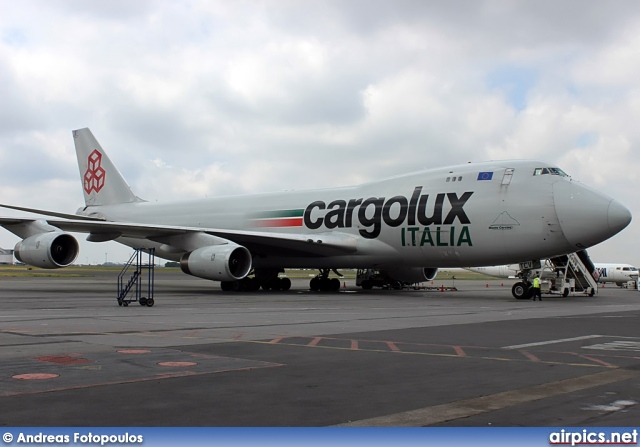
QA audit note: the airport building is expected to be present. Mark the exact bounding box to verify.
[0,248,14,265]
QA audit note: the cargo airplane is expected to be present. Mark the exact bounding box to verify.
[0,128,632,294]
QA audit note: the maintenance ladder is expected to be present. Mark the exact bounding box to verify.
[117,248,155,307]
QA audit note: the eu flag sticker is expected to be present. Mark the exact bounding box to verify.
[477,172,493,180]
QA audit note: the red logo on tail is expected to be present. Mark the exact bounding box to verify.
[84,149,106,194]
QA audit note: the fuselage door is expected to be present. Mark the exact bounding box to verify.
[501,168,515,186]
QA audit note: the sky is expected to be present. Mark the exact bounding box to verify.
[0,0,639,266]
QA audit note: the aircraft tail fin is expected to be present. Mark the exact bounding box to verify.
[73,128,144,207]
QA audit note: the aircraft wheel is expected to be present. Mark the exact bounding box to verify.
[310,277,320,291]
[391,280,403,290]
[361,280,373,290]
[512,282,530,299]
[280,277,292,291]
[330,278,341,291]
[223,281,241,292]
[319,278,330,291]
[244,277,260,292]
[146,298,155,307]
[265,277,281,291]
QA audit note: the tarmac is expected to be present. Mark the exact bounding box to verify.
[1,269,639,427]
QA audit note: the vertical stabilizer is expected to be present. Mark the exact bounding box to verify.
[73,128,143,206]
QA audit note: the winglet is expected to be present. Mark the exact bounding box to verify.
[73,128,144,206]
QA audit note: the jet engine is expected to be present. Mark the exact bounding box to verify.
[180,244,252,282]
[14,232,80,269]
[381,267,439,284]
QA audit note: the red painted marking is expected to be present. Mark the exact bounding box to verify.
[268,336,285,344]
[157,361,198,367]
[13,373,59,380]
[308,337,323,347]
[252,217,303,228]
[452,346,466,357]
[577,354,616,368]
[520,350,541,362]
[117,349,151,354]
[386,342,401,352]
[35,356,92,365]
[351,340,359,350]
[232,333,245,340]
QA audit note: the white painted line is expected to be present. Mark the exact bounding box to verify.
[502,335,603,350]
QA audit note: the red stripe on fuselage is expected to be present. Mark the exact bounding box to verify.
[252,217,303,228]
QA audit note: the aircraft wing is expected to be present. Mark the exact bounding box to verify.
[0,203,106,221]
[0,216,359,257]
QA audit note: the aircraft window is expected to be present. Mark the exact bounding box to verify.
[623,267,630,271]
[533,167,568,177]
[458,176,462,181]
[446,177,450,182]
[452,177,457,182]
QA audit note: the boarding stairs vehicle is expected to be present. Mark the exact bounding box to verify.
[511,250,597,299]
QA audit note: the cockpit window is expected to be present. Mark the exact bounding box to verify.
[533,167,568,177]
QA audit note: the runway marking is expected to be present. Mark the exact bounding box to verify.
[0,348,283,397]
[583,341,640,352]
[158,361,198,367]
[503,335,603,349]
[254,336,615,368]
[386,342,400,352]
[576,354,616,368]
[336,368,640,426]
[13,373,59,380]
[520,350,541,362]
[35,355,92,365]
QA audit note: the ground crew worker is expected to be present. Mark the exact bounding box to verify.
[532,275,542,301]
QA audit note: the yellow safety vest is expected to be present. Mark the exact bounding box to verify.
[533,277,540,288]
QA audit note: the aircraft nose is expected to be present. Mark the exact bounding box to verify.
[553,180,631,250]
[607,198,633,235]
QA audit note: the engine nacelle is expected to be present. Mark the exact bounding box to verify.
[14,232,79,269]
[381,267,439,284]
[180,244,252,282]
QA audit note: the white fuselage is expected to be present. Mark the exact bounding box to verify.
[79,159,629,271]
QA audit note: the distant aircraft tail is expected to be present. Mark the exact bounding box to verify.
[73,128,144,206]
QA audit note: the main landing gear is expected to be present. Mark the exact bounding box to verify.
[309,269,342,292]
[220,268,292,292]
